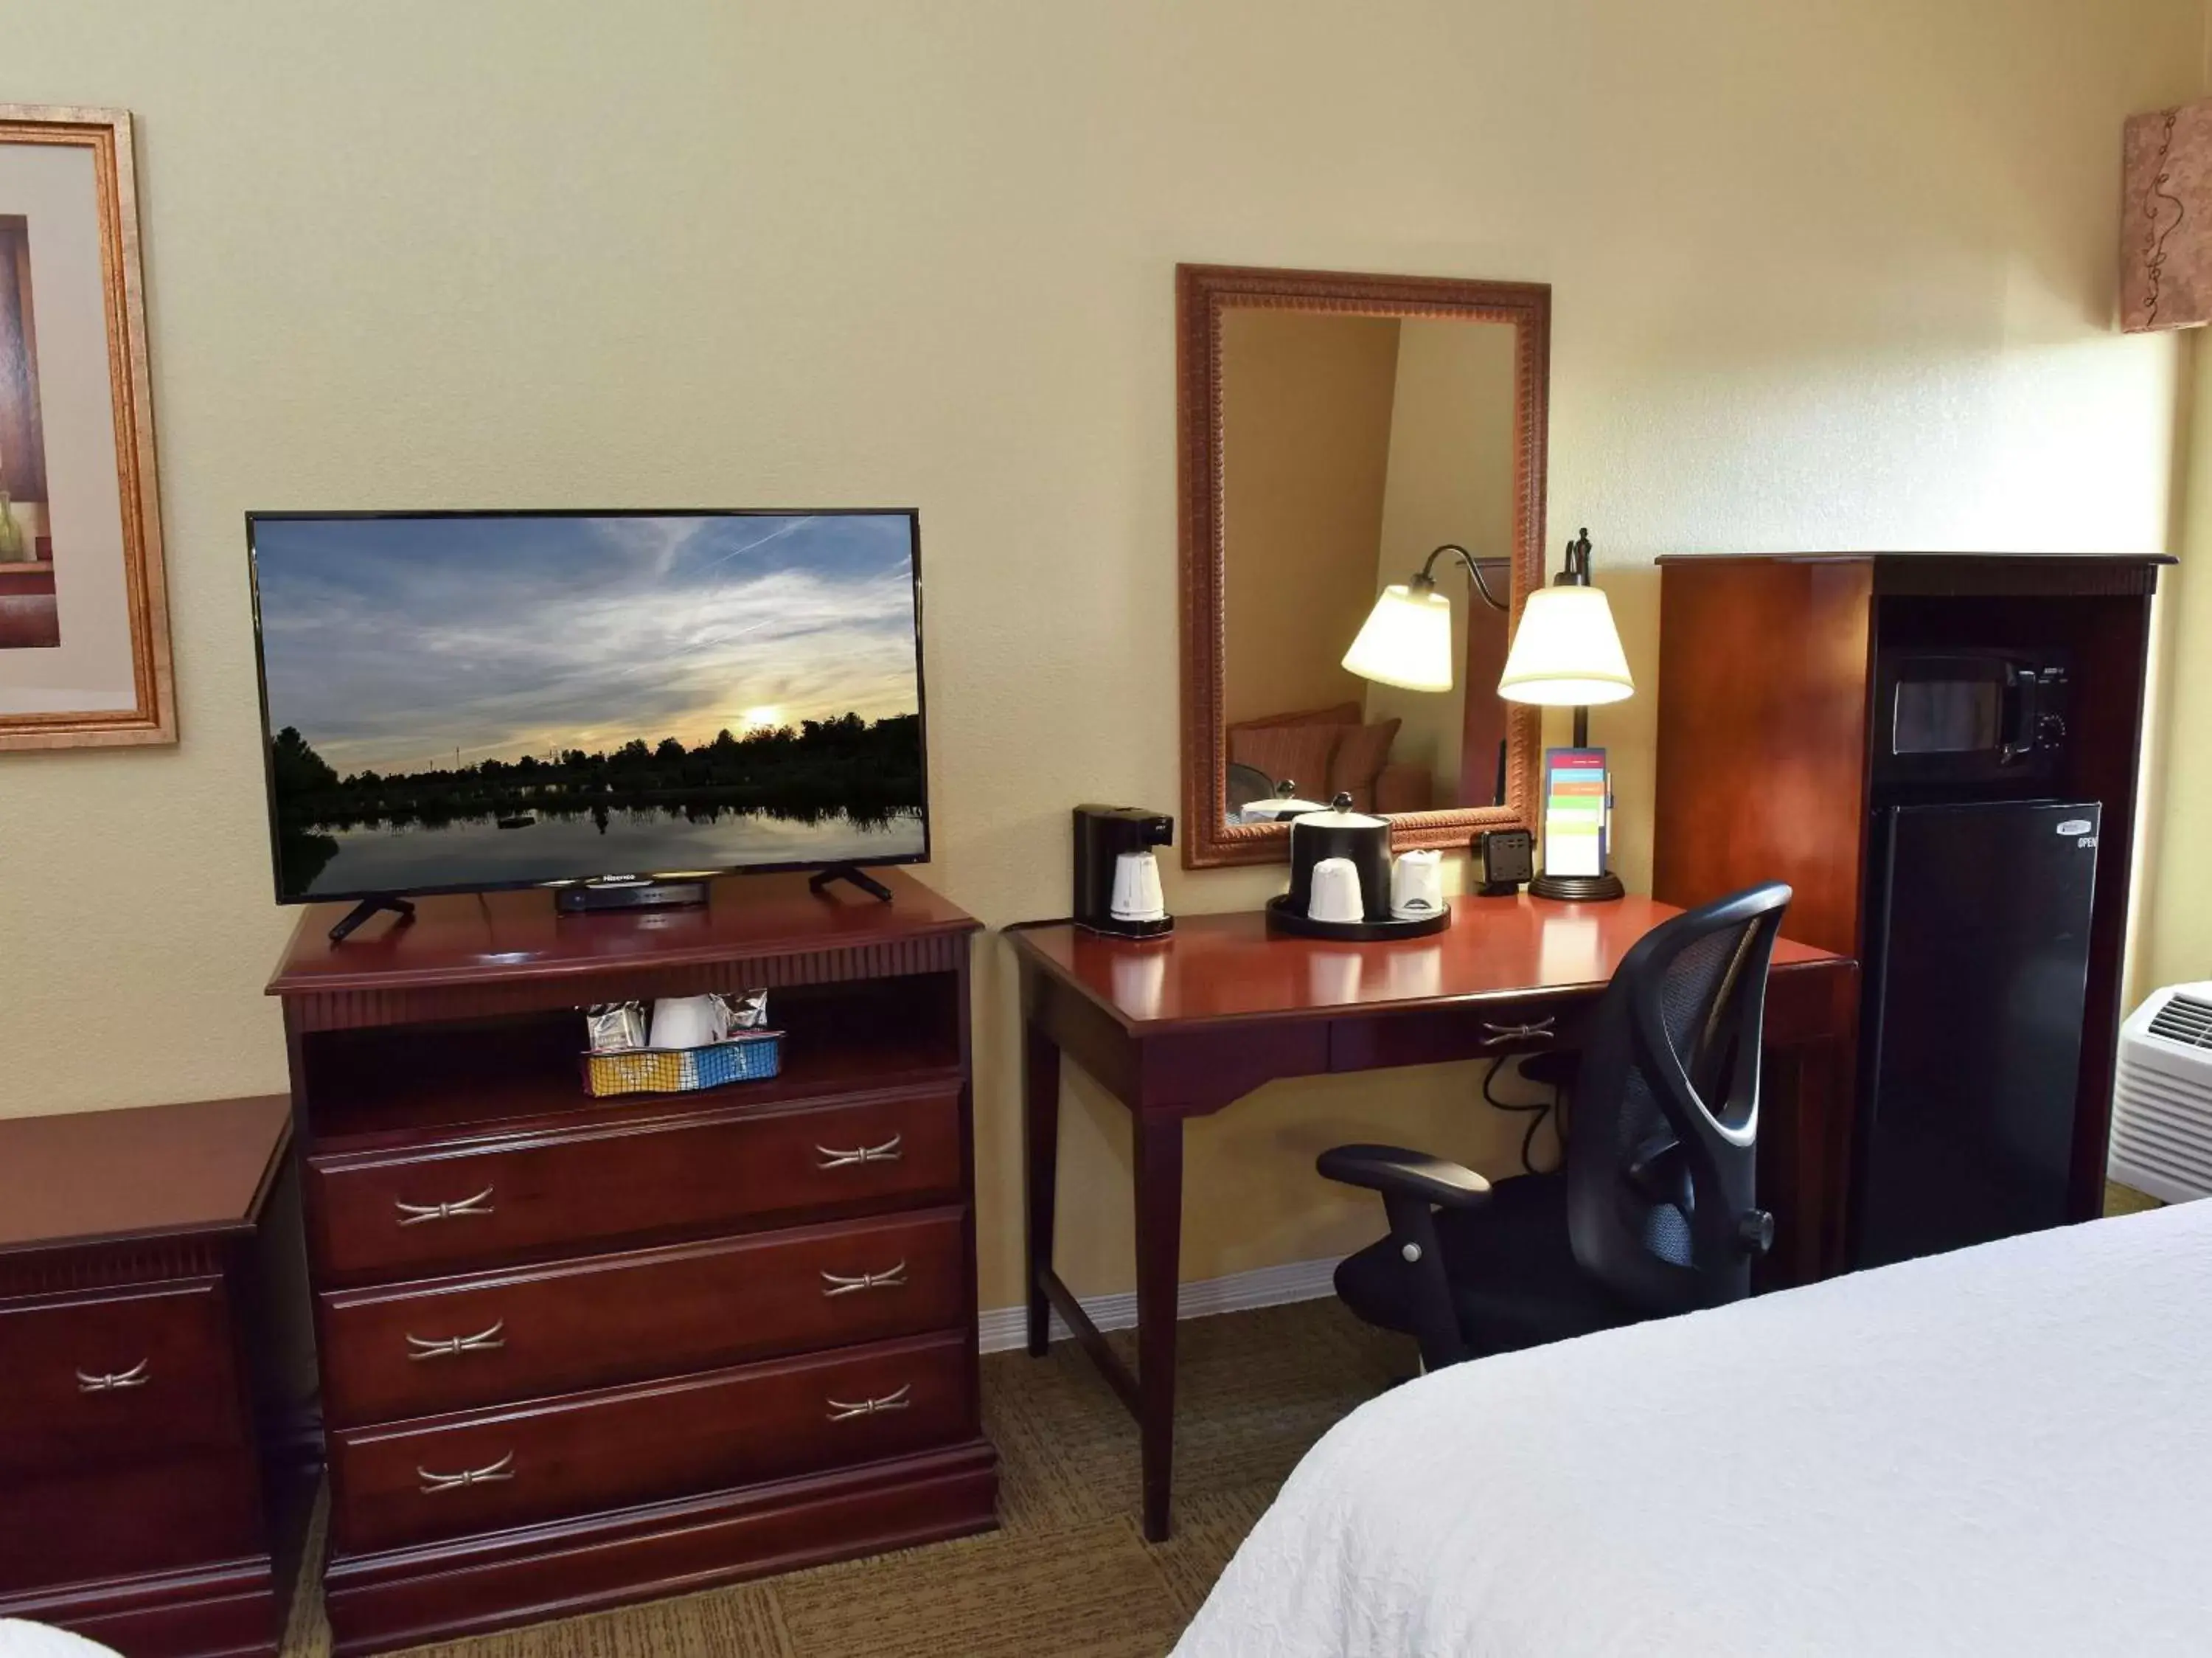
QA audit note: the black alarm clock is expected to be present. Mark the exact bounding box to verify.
[1476,828,1534,896]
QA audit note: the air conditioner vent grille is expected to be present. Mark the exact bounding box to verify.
[2147,993,2212,1050]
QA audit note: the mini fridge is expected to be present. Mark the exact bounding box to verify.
[1854,799,2101,1268]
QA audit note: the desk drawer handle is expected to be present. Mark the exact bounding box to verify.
[406,1320,507,1361]
[76,1360,150,1393]
[394,1186,495,1226]
[826,1382,911,1421]
[821,1261,908,1297]
[1479,1017,1556,1047]
[418,1451,515,1494]
[815,1134,902,1170]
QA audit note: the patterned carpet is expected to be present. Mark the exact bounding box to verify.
[279,1300,1411,1658]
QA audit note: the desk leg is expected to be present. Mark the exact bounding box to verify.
[1133,1109,1184,1543]
[1792,1030,1856,1280]
[1764,1033,1855,1286]
[1022,1019,1061,1358]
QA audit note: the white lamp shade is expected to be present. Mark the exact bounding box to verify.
[1497,583,1635,707]
[1341,583,1454,692]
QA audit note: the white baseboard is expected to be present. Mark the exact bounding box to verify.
[976,1255,1340,1353]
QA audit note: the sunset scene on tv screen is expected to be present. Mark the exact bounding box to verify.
[252,512,926,900]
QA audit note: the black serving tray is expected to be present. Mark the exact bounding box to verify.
[1264,894,1452,942]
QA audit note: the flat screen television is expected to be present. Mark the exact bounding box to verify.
[248,509,929,906]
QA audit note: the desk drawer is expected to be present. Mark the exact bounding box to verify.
[1326,999,1573,1072]
[0,1280,244,1474]
[318,1207,970,1425]
[307,1086,962,1281]
[328,1330,972,1555]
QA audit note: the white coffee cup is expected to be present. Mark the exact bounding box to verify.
[1308,857,1366,924]
[650,994,725,1050]
[1110,850,1166,922]
[1390,849,1444,920]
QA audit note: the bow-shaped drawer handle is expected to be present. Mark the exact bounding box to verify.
[406,1320,507,1361]
[815,1134,902,1170]
[1479,1016,1557,1047]
[821,1261,908,1298]
[826,1382,912,1421]
[418,1450,515,1494]
[76,1359,150,1393]
[394,1186,495,1226]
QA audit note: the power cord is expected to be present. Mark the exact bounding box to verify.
[1480,1054,1568,1177]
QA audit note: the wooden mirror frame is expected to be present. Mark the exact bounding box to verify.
[1176,263,1551,869]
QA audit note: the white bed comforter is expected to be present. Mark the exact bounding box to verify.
[1175,1201,2212,1657]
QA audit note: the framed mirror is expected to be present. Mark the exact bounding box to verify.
[1177,264,1549,868]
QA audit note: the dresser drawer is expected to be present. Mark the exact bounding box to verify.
[327,1329,973,1555]
[307,1085,962,1281]
[0,1280,246,1474]
[318,1207,970,1425]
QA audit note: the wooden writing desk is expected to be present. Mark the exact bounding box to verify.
[1006,894,1857,1540]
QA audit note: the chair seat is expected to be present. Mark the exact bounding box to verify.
[1333,1171,1644,1357]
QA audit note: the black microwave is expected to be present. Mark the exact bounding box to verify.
[1873,648,2070,784]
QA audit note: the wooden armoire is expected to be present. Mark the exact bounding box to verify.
[1652,552,2168,1260]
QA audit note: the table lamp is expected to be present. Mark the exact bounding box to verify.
[1498,528,1633,900]
[1340,542,1509,692]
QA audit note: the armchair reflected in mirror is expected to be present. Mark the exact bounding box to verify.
[1178,265,1549,867]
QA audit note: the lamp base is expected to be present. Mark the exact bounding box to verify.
[1528,870,1626,903]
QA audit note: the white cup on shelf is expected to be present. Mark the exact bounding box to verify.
[650,995,724,1050]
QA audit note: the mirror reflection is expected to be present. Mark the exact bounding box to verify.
[1218,310,1517,828]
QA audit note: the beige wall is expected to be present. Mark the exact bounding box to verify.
[1220,309,1399,729]
[2137,325,2211,998]
[1366,316,1519,805]
[0,1,2199,1313]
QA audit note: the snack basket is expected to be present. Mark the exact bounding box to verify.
[581,1030,784,1098]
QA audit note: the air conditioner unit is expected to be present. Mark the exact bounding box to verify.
[2108,982,2212,1204]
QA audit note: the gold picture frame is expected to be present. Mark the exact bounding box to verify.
[0,105,174,749]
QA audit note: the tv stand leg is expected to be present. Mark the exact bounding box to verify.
[808,864,894,903]
[329,893,417,943]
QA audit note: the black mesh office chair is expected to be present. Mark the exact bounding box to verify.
[1318,883,1793,1371]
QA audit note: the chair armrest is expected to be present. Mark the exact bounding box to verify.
[1317,1144,1491,1208]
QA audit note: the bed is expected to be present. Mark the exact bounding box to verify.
[1175,1201,2211,1656]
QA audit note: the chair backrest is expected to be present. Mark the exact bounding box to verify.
[1565,883,1792,1315]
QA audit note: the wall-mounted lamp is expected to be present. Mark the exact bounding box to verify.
[2123,97,2212,333]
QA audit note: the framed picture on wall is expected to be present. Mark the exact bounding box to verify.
[0,105,174,749]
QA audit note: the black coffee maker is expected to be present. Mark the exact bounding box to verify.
[1072,805,1175,938]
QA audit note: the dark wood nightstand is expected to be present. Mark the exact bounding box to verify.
[0,1093,296,1657]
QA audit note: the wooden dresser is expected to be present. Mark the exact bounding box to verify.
[267,870,997,1656]
[0,1092,296,1658]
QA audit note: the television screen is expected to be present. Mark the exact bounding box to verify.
[248,510,928,903]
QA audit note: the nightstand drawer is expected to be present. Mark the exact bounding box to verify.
[317,1207,970,1424]
[327,1330,973,1555]
[0,1280,245,1474]
[307,1085,963,1281]
[0,1448,265,1593]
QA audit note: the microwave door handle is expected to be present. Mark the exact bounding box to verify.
[1998,667,2040,766]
